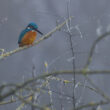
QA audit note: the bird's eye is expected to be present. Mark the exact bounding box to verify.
[27,27,30,29]
[29,25,34,29]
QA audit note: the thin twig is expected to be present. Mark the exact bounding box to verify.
[31,65,36,110]
[86,76,110,101]
[0,69,110,101]
[79,83,110,102]
[74,101,109,110]
[84,31,110,71]
[0,93,32,105]
[66,0,76,108]
[15,93,46,110]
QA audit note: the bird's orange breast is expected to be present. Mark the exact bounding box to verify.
[19,31,37,47]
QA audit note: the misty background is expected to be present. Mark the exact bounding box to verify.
[0,0,110,110]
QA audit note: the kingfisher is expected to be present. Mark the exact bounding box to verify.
[18,22,43,47]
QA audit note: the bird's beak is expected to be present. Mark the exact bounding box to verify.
[35,29,43,35]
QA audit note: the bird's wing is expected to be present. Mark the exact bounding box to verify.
[18,29,32,44]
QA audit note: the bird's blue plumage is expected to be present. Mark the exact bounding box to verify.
[28,22,38,29]
[18,22,39,44]
[18,28,33,44]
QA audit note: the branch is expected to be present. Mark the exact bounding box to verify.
[0,69,110,101]
[15,94,46,110]
[0,93,32,105]
[0,16,73,61]
[80,83,110,102]
[84,31,110,70]
[74,101,109,110]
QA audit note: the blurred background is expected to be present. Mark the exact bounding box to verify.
[0,0,110,110]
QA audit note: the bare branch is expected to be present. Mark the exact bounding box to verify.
[74,101,109,110]
[0,16,73,61]
[84,31,110,71]
[0,69,110,101]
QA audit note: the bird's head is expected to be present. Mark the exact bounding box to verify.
[27,22,43,35]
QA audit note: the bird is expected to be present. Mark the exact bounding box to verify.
[18,22,43,47]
